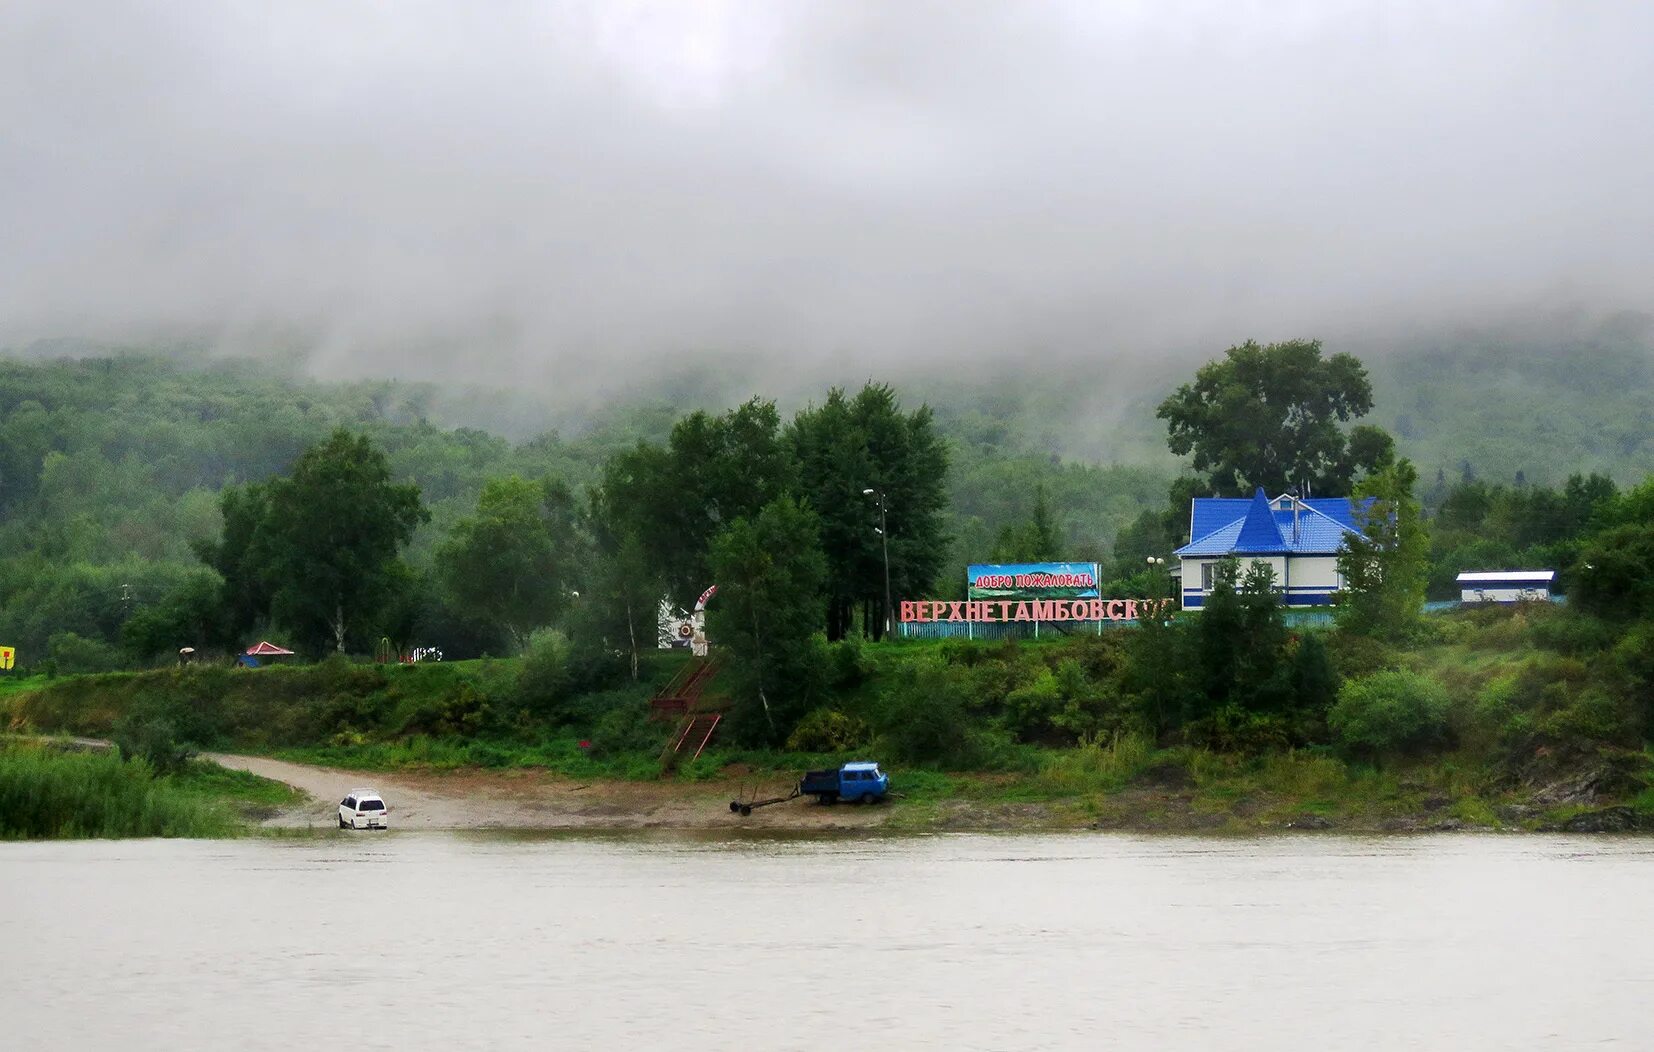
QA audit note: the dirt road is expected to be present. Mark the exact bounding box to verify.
[206,753,898,832]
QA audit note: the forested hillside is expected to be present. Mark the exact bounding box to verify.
[1367,322,1654,486]
[0,354,1165,661]
[1,320,1649,667]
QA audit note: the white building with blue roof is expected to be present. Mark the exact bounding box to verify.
[1174,488,1371,610]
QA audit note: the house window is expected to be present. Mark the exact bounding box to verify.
[1200,562,1216,591]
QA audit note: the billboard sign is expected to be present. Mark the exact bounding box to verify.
[967,562,1100,601]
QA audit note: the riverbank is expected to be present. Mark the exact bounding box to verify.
[209,748,1654,835]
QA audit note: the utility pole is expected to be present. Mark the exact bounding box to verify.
[863,488,894,640]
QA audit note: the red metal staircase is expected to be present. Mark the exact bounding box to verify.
[649,653,724,719]
[669,711,722,764]
[651,655,727,769]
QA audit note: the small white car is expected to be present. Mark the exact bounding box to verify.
[338,788,390,830]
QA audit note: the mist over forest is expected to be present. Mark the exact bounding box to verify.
[3,2,1652,407]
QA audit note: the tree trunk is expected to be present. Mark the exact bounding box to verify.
[825,597,848,642]
[749,589,774,733]
[333,603,347,654]
[625,597,639,681]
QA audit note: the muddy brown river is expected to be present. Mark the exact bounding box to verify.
[4,833,1652,1049]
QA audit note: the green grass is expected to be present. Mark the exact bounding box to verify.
[1031,733,1154,795]
[276,735,665,779]
[1449,796,1499,825]
[1631,787,1654,819]
[0,673,50,699]
[0,744,237,839]
[168,760,305,817]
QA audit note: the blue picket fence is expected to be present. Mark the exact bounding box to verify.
[894,597,1560,640]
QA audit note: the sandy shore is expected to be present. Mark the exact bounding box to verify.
[207,753,911,832]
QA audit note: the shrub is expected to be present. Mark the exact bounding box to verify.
[1464,673,1525,752]
[111,713,194,774]
[431,683,492,737]
[784,709,871,752]
[47,631,124,675]
[876,663,977,767]
[1180,705,1293,753]
[1612,623,1654,701]
[936,639,988,668]
[1325,631,1400,680]
[1537,689,1634,749]
[588,702,663,758]
[1529,610,1616,656]
[564,638,628,697]
[1004,668,1064,742]
[826,638,868,689]
[1328,670,1451,758]
[512,631,573,722]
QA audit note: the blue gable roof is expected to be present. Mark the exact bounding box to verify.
[1176,489,1370,557]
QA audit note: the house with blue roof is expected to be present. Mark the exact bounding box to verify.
[1174,488,1372,609]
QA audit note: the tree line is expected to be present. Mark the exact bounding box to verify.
[0,355,1166,668]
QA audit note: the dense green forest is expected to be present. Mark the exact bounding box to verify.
[0,353,1170,664]
[0,325,1649,680]
[5,334,1654,832]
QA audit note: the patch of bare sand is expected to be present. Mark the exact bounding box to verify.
[206,754,904,832]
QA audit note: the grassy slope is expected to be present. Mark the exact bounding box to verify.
[6,615,1650,833]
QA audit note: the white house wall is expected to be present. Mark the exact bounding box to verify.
[1180,554,1343,610]
[1289,556,1341,590]
[1461,586,1551,604]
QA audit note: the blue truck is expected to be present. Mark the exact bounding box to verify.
[730,761,891,815]
[800,761,889,805]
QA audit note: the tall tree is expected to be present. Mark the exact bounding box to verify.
[1574,522,1654,623]
[1573,478,1654,622]
[254,429,428,655]
[1336,459,1429,641]
[602,398,796,606]
[788,383,949,641]
[1157,339,1393,496]
[191,481,274,646]
[708,497,827,744]
[119,570,222,660]
[436,476,583,651]
[582,484,661,681]
[989,485,1064,562]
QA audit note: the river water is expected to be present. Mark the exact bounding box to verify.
[4,833,1653,1050]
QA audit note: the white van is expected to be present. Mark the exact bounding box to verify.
[338,788,389,830]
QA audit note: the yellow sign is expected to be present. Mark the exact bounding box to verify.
[0,646,13,670]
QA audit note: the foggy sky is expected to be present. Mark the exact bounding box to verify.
[3,1,1651,397]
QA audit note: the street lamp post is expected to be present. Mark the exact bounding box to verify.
[863,488,894,640]
[1146,556,1166,600]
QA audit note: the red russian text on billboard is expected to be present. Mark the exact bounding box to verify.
[898,598,1173,623]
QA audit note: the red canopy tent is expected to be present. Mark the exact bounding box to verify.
[244,641,295,657]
